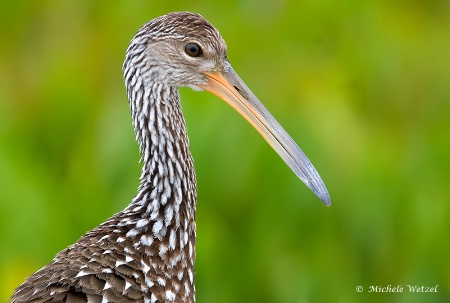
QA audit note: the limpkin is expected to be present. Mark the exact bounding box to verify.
[10,12,330,303]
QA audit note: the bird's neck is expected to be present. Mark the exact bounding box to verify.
[105,74,198,299]
[121,80,198,241]
[129,82,197,218]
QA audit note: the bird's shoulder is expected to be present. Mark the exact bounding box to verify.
[9,227,146,303]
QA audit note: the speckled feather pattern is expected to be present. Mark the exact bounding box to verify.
[9,12,224,303]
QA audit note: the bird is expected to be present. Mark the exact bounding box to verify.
[10,11,330,303]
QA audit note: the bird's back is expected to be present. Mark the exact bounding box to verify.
[10,223,146,303]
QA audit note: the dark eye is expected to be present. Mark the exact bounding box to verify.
[185,43,203,57]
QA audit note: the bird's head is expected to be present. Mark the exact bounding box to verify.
[125,12,331,206]
[129,12,228,89]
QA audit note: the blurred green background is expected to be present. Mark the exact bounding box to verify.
[1,1,449,302]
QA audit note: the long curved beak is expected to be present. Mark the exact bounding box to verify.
[199,64,331,206]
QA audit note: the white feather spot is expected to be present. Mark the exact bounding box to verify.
[145,274,154,288]
[126,228,139,238]
[169,229,176,250]
[136,218,149,228]
[177,271,183,280]
[166,290,176,301]
[164,205,174,224]
[115,260,126,267]
[125,255,133,263]
[173,282,180,292]
[157,277,166,286]
[132,205,143,212]
[185,281,191,296]
[141,260,151,274]
[152,220,163,238]
[188,268,193,284]
[159,243,168,256]
[124,280,132,291]
[140,234,153,246]
[75,270,89,278]
[184,231,188,246]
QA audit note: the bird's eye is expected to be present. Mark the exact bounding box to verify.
[185,43,203,57]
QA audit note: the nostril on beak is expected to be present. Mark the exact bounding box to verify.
[233,86,249,100]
